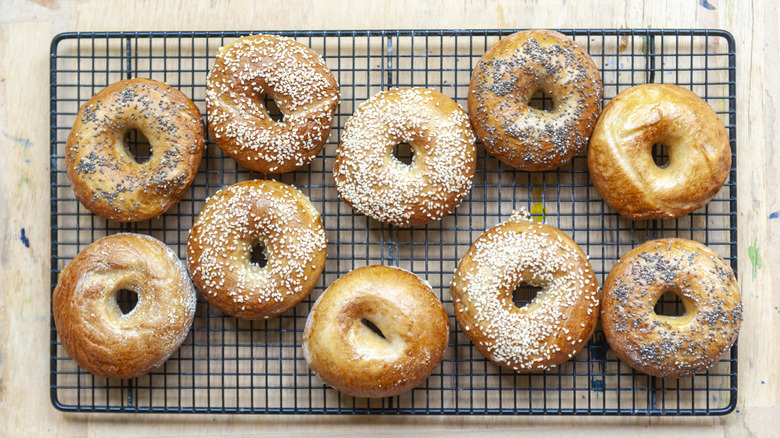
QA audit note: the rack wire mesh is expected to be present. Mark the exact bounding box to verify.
[50,30,737,415]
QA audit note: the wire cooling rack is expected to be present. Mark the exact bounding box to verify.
[50,30,737,415]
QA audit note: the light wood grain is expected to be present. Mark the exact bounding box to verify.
[1,0,777,436]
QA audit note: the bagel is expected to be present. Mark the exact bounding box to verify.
[601,238,742,378]
[333,87,476,227]
[587,84,731,220]
[187,180,327,319]
[207,34,340,173]
[450,211,599,372]
[53,233,196,379]
[66,78,205,221]
[303,265,449,398]
[468,30,602,171]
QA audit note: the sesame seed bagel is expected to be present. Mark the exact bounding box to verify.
[302,265,449,398]
[207,34,340,173]
[450,211,599,372]
[601,238,742,378]
[187,180,327,319]
[53,233,196,379]
[333,88,476,227]
[468,30,603,171]
[66,78,205,221]
[588,84,731,220]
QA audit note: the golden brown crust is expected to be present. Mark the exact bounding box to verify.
[302,265,449,398]
[587,84,731,220]
[601,238,742,378]
[333,87,476,227]
[450,211,599,372]
[468,30,602,171]
[66,78,205,222]
[207,34,340,173]
[187,180,327,319]
[53,233,196,379]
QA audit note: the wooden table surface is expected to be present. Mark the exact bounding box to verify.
[1,0,777,436]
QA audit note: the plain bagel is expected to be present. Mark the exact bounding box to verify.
[53,233,196,379]
[587,84,731,220]
[303,265,449,398]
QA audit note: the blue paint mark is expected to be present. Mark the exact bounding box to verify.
[700,0,716,10]
[3,132,32,148]
[3,132,33,163]
[770,211,779,219]
[761,381,765,384]
[591,379,605,391]
[736,409,740,413]
[712,395,717,402]
[20,228,29,248]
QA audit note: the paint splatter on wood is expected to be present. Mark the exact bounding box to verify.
[530,187,546,222]
[618,35,629,53]
[20,228,29,248]
[700,0,716,11]
[28,0,61,10]
[748,238,762,280]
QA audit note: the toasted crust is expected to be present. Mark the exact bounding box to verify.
[450,211,599,372]
[333,87,476,227]
[66,78,205,222]
[468,30,603,171]
[53,233,196,379]
[187,180,327,319]
[587,84,731,220]
[601,238,742,378]
[207,34,339,173]
[302,265,449,398]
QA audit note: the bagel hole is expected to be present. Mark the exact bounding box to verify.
[528,90,555,112]
[123,129,152,164]
[115,289,139,315]
[250,242,268,268]
[512,283,544,308]
[361,318,386,340]
[392,142,415,166]
[262,95,284,123]
[653,290,686,317]
[652,143,670,168]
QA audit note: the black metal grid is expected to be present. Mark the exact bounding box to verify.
[49,30,738,415]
